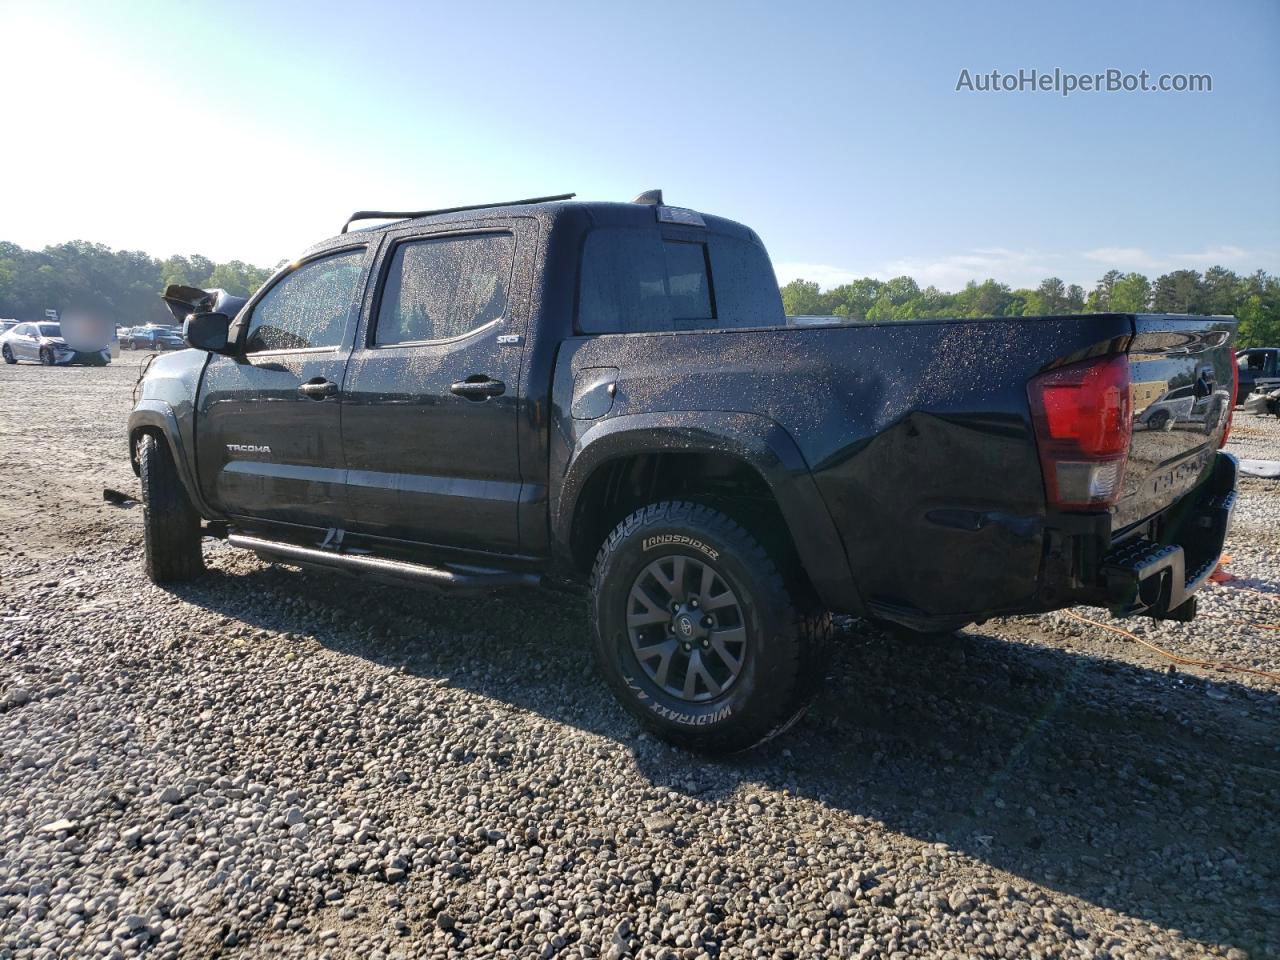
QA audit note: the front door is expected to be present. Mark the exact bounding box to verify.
[340,221,532,553]
[196,246,372,530]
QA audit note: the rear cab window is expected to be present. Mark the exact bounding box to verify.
[577,225,783,334]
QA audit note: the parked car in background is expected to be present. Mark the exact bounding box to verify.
[126,324,185,351]
[1237,347,1279,403]
[1,321,111,365]
[0,320,17,336]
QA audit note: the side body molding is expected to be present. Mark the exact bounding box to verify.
[552,410,863,613]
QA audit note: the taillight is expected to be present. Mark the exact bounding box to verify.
[1220,355,1239,449]
[1027,353,1132,511]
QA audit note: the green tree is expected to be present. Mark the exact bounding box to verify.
[779,279,825,316]
[1110,273,1152,312]
[1151,270,1206,313]
[1087,269,1124,311]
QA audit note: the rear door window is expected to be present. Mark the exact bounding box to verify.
[373,232,515,345]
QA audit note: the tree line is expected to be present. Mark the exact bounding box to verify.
[0,240,275,327]
[782,267,1280,347]
[1,238,1277,348]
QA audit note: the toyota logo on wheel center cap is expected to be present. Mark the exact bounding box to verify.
[678,617,694,636]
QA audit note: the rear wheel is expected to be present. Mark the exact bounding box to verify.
[138,433,205,582]
[2,345,14,364]
[590,500,830,753]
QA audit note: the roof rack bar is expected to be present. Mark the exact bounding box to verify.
[341,193,576,233]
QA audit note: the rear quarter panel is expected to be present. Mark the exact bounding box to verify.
[554,314,1135,619]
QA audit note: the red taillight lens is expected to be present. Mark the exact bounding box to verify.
[1220,355,1239,449]
[1028,354,1132,511]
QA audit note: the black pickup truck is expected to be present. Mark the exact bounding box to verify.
[128,192,1239,752]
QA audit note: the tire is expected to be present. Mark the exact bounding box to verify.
[40,347,55,366]
[138,433,205,582]
[2,345,14,364]
[1146,410,1170,432]
[590,500,830,754]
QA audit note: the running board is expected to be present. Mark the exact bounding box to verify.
[227,533,540,591]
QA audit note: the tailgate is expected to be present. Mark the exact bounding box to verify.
[1118,315,1236,529]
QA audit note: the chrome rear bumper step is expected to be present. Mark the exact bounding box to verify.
[227,533,540,591]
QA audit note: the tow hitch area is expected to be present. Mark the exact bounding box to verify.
[1102,453,1238,620]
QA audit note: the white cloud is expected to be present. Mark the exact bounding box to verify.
[771,262,865,288]
[776,248,1058,291]
[1084,245,1260,273]
[1169,245,1251,264]
[780,244,1274,294]
[1082,247,1163,270]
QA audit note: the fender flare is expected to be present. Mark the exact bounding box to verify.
[127,400,224,520]
[553,410,862,613]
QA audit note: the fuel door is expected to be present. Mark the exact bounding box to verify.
[571,366,619,420]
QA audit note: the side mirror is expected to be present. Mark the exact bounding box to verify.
[183,312,234,353]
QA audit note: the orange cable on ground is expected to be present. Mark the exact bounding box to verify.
[1061,610,1280,684]
[1226,620,1280,632]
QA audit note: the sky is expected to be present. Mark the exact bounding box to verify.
[2,0,1277,291]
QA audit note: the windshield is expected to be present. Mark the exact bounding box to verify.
[38,323,61,337]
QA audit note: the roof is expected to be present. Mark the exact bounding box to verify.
[301,196,763,258]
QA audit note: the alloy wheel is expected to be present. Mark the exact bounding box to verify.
[626,554,748,702]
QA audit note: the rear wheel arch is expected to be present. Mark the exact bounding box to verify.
[557,415,858,611]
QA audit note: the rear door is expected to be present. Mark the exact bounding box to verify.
[339,219,534,553]
[1119,316,1236,529]
[195,246,373,529]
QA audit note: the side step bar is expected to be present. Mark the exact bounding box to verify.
[227,534,540,592]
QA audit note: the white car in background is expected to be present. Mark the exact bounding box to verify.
[0,321,111,366]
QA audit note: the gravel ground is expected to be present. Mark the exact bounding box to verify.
[1,353,1278,960]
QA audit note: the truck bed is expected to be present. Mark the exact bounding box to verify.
[552,312,1236,626]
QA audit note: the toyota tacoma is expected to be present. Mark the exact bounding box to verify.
[127,192,1239,752]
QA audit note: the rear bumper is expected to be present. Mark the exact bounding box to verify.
[1097,451,1237,618]
[870,451,1239,632]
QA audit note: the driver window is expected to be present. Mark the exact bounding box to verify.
[245,250,366,353]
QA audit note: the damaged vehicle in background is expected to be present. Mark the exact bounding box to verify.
[125,324,186,351]
[128,191,1240,753]
[1245,385,1280,418]
[1,321,111,366]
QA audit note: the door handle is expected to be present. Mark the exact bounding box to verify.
[450,376,506,400]
[298,379,339,399]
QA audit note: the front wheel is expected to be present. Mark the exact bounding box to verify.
[590,501,830,754]
[2,345,14,364]
[40,347,55,365]
[138,433,205,582]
